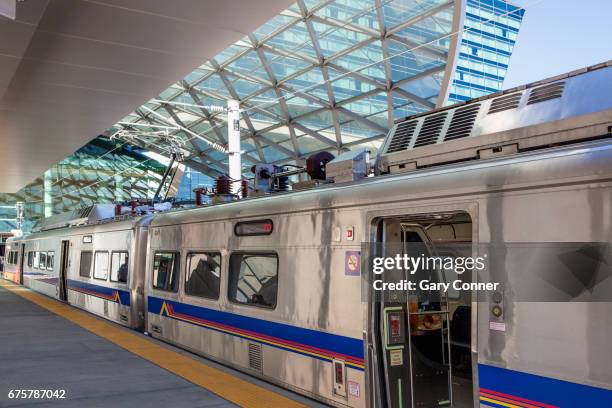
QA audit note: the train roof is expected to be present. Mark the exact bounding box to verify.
[10,212,154,243]
[149,138,612,228]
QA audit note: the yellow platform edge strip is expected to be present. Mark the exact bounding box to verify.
[0,280,305,408]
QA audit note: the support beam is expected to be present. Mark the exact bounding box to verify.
[227,100,242,193]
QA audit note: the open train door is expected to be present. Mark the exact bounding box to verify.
[58,240,69,301]
[371,218,453,408]
[18,243,25,284]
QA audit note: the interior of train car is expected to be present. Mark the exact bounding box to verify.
[373,211,474,408]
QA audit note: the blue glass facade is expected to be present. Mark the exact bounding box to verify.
[175,167,215,202]
[448,0,524,104]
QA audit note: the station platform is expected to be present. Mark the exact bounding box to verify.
[0,281,325,408]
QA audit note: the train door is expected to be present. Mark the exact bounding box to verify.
[371,213,474,408]
[18,243,25,284]
[58,240,69,301]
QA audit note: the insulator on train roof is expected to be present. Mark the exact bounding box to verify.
[193,187,208,206]
[306,152,335,180]
[215,176,231,195]
[241,180,248,198]
[130,199,137,215]
[114,204,122,217]
[274,170,289,192]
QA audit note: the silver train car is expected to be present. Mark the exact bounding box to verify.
[4,62,612,407]
[4,209,152,329]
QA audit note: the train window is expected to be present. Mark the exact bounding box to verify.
[234,220,273,236]
[33,251,39,269]
[79,251,93,278]
[152,252,179,292]
[185,252,221,300]
[110,252,129,283]
[93,251,109,281]
[27,251,33,268]
[39,252,47,269]
[46,251,54,271]
[228,253,278,309]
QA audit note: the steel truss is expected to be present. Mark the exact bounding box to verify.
[107,0,455,179]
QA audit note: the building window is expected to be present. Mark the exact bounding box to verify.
[110,252,129,283]
[228,253,278,308]
[93,251,109,281]
[39,252,47,269]
[79,251,93,278]
[152,252,179,292]
[46,251,54,271]
[185,252,221,300]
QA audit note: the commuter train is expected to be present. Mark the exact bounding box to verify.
[3,61,612,408]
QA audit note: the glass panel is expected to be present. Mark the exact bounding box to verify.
[152,252,179,292]
[228,253,278,308]
[110,252,129,283]
[46,251,54,271]
[79,251,92,278]
[94,252,109,280]
[185,253,222,299]
[39,252,47,269]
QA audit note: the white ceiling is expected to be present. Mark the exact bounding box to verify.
[0,0,293,193]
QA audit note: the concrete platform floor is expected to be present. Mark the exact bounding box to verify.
[0,284,324,408]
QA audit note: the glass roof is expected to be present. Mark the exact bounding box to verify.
[108,0,455,178]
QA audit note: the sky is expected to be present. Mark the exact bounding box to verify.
[502,0,612,89]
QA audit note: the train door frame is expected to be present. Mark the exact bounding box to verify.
[18,243,25,284]
[58,240,69,302]
[365,204,479,408]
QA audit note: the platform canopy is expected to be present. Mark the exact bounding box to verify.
[0,0,294,193]
[107,0,458,179]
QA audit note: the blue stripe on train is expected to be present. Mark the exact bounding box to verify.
[479,364,612,407]
[147,296,364,363]
[67,279,131,306]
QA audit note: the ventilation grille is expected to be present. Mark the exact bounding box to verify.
[445,103,480,141]
[413,112,448,148]
[79,206,93,218]
[488,93,522,114]
[248,343,263,372]
[527,81,565,105]
[386,120,417,153]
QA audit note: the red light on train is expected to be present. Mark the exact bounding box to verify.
[390,315,400,336]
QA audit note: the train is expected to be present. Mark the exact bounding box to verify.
[3,61,612,408]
